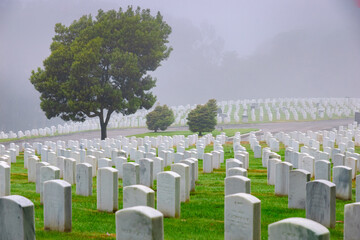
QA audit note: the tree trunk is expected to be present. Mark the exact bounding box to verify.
[99,109,113,140]
[100,120,107,140]
[199,131,202,136]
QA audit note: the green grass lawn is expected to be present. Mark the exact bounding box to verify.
[128,128,258,138]
[9,142,358,239]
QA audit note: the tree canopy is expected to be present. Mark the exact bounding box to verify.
[146,104,174,132]
[187,99,217,136]
[30,7,172,139]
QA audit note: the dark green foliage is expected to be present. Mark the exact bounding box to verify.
[187,99,217,136]
[146,105,175,132]
[30,7,172,139]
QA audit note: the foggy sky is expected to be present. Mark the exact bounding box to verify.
[1,0,360,132]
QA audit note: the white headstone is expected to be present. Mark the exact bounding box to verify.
[115,206,163,240]
[268,217,330,240]
[306,180,336,228]
[97,167,118,212]
[76,163,92,196]
[344,202,360,240]
[288,169,311,209]
[225,193,261,240]
[123,162,140,187]
[157,171,180,218]
[43,180,72,232]
[123,185,155,209]
[0,195,35,240]
[225,175,251,196]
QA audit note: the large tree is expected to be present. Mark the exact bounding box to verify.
[146,105,174,132]
[30,7,172,139]
[187,99,217,136]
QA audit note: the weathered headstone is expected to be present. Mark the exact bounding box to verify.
[115,206,163,240]
[344,202,360,240]
[288,169,311,209]
[122,162,140,187]
[0,195,35,240]
[275,162,293,196]
[333,153,345,167]
[227,167,247,177]
[44,180,72,232]
[225,193,261,240]
[315,160,331,181]
[268,217,330,240]
[152,157,164,180]
[113,156,127,179]
[157,171,180,218]
[333,166,352,200]
[64,158,76,185]
[306,180,336,228]
[123,185,155,209]
[76,163,92,196]
[139,158,154,188]
[225,175,251,196]
[97,167,118,212]
[40,165,60,204]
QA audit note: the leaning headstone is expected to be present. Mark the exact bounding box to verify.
[123,185,155,209]
[333,166,352,200]
[97,167,118,212]
[268,217,330,240]
[76,163,92,196]
[225,193,261,240]
[139,158,154,188]
[44,180,72,232]
[115,206,163,240]
[171,163,190,202]
[0,195,36,240]
[64,158,76,185]
[122,162,140,187]
[157,171,180,218]
[344,202,360,240]
[306,180,336,228]
[275,162,293,196]
[0,162,10,197]
[225,175,251,196]
[288,169,311,209]
[315,160,331,181]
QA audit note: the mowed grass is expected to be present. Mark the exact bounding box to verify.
[9,142,358,239]
[128,128,258,138]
